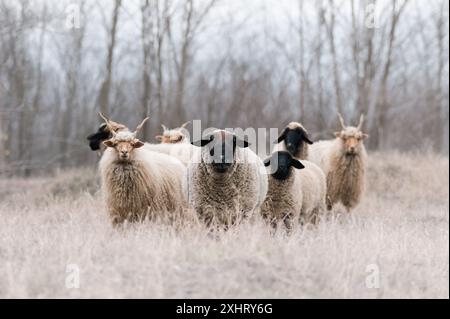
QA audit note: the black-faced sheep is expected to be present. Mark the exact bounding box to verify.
[261,151,326,228]
[275,122,314,160]
[308,113,369,212]
[87,119,128,151]
[98,114,187,226]
[261,151,304,230]
[184,129,268,228]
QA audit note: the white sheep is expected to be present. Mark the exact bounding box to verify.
[155,122,190,144]
[260,151,304,229]
[261,150,326,228]
[98,114,187,226]
[184,129,268,228]
[142,142,196,166]
[308,113,368,212]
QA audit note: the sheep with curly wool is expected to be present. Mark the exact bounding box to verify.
[98,114,187,226]
[184,129,268,228]
[261,150,326,228]
[308,113,368,212]
[260,151,304,229]
[155,122,190,144]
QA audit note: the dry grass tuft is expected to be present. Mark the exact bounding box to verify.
[0,152,448,298]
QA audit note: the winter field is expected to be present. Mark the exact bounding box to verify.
[0,151,448,298]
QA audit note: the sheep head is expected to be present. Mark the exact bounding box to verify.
[263,151,305,180]
[334,114,369,156]
[191,129,250,174]
[276,122,313,158]
[155,122,190,144]
[101,114,149,162]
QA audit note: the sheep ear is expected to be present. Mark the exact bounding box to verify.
[235,136,250,148]
[191,137,213,147]
[263,157,271,167]
[103,140,115,148]
[276,128,288,143]
[302,131,314,145]
[334,132,341,138]
[133,140,145,148]
[155,135,163,141]
[292,159,305,170]
[362,133,369,139]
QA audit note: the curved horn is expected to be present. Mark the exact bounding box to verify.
[180,121,190,129]
[357,114,365,130]
[98,112,117,135]
[134,117,150,136]
[337,113,346,129]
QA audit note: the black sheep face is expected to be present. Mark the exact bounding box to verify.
[277,125,313,157]
[264,151,305,180]
[86,123,111,151]
[191,130,250,174]
[87,120,128,151]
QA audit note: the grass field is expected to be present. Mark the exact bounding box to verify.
[0,151,448,298]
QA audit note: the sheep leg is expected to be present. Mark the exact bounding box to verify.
[282,211,294,232]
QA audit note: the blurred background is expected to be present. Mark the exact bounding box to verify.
[0,0,448,176]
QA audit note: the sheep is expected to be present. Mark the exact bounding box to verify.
[274,122,314,160]
[86,118,196,166]
[143,142,196,166]
[260,151,304,230]
[98,113,187,226]
[184,129,268,228]
[261,150,326,229]
[308,113,369,212]
[155,122,190,144]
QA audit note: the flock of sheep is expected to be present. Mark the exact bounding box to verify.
[86,113,368,230]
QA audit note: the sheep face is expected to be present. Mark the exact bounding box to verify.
[277,122,313,157]
[191,130,250,174]
[103,131,145,162]
[156,130,185,144]
[264,151,305,180]
[97,113,149,162]
[334,127,368,156]
[334,113,369,156]
[156,122,189,144]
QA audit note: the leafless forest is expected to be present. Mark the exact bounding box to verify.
[0,0,448,299]
[0,0,448,176]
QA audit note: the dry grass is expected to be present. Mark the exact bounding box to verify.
[0,151,448,299]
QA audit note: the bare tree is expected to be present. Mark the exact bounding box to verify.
[324,0,343,115]
[96,0,121,117]
[168,0,217,125]
[372,0,409,149]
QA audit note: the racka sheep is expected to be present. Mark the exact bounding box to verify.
[86,118,196,166]
[155,122,190,144]
[98,114,186,226]
[308,113,368,212]
[185,129,268,228]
